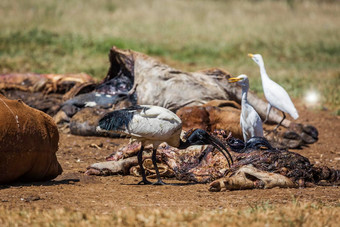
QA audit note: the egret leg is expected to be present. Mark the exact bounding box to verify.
[151,148,166,185]
[137,145,152,185]
[273,112,286,131]
[263,103,272,124]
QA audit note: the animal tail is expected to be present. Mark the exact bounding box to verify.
[291,110,299,120]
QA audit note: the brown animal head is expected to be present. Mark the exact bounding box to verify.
[176,100,243,140]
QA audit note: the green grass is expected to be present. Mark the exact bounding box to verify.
[0,0,339,110]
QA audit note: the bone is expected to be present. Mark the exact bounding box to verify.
[85,156,139,176]
[209,164,296,192]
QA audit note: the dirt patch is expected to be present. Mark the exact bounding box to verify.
[0,104,339,213]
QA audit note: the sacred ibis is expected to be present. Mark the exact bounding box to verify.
[96,105,233,185]
[229,74,263,142]
[248,53,299,130]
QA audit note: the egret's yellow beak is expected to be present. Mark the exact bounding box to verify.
[228,77,242,83]
[248,53,254,58]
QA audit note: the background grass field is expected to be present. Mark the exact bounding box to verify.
[0,0,339,111]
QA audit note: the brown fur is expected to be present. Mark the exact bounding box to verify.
[176,100,243,139]
[0,95,62,183]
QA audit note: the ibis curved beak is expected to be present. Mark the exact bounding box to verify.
[248,53,254,58]
[207,135,234,168]
[228,77,242,83]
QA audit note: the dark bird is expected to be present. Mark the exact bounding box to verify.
[96,105,233,185]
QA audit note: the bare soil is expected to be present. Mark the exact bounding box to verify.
[1,104,339,213]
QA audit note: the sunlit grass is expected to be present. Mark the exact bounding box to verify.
[0,0,339,110]
[1,201,340,226]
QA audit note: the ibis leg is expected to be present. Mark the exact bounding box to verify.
[151,148,166,185]
[263,103,272,124]
[137,145,152,185]
[274,112,286,131]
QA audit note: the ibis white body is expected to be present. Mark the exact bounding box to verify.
[97,105,182,148]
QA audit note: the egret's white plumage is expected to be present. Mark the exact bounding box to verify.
[229,74,263,142]
[97,105,233,185]
[248,54,299,129]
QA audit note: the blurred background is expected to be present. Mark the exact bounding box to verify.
[0,0,339,113]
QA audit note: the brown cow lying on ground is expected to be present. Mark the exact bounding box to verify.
[0,95,62,183]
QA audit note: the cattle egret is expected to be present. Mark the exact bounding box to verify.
[248,54,299,130]
[97,105,233,185]
[229,74,263,142]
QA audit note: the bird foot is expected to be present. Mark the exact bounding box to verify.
[153,180,167,185]
[137,179,152,185]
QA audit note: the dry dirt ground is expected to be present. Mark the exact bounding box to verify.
[0,103,339,213]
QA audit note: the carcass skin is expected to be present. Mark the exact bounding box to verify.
[85,142,175,178]
[177,100,243,139]
[106,47,289,126]
[85,135,339,190]
[0,95,62,183]
[209,148,340,192]
[55,47,289,128]
[209,165,296,192]
[0,73,95,94]
[1,73,96,116]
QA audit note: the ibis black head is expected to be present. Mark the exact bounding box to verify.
[180,129,233,168]
[228,136,274,153]
[245,137,273,150]
[227,137,245,153]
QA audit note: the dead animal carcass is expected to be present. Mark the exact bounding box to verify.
[0,95,62,183]
[209,137,339,191]
[0,73,96,115]
[61,47,317,148]
[85,134,339,191]
[58,46,294,126]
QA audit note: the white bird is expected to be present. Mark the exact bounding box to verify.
[229,74,263,142]
[248,53,299,130]
[96,105,233,185]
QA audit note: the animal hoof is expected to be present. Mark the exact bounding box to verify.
[282,131,303,149]
[289,123,319,145]
[84,168,102,176]
[301,125,318,144]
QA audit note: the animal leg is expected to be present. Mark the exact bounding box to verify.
[151,148,166,185]
[274,112,286,131]
[263,103,272,124]
[137,145,152,185]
